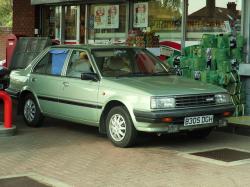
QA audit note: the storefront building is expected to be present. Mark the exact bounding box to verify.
[13,0,249,59]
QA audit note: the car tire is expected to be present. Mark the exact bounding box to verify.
[187,128,213,139]
[23,94,44,127]
[106,106,137,147]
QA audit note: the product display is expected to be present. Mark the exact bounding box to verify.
[126,29,159,48]
[201,34,217,48]
[236,34,244,48]
[168,33,246,116]
[217,34,230,49]
[217,60,231,73]
[231,48,244,63]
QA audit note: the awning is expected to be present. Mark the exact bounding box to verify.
[31,0,126,5]
[31,0,85,5]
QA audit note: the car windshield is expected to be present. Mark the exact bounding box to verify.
[92,48,170,77]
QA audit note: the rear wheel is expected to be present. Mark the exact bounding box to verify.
[106,106,137,147]
[23,94,44,127]
[187,128,213,139]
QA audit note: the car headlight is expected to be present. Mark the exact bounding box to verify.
[151,97,175,109]
[215,93,231,104]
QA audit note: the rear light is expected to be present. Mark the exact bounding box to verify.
[223,112,231,117]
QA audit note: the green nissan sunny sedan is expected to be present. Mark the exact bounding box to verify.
[6,45,234,147]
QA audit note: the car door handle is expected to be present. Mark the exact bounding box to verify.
[63,82,69,87]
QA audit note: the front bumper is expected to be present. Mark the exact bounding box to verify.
[133,104,234,133]
[134,104,234,123]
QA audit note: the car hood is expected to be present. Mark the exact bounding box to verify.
[104,75,226,96]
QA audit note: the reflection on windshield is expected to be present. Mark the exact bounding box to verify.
[92,48,169,77]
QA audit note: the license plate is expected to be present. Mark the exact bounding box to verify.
[184,115,213,126]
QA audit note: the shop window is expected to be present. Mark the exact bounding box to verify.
[133,0,183,41]
[42,6,61,40]
[88,3,127,43]
[187,0,242,40]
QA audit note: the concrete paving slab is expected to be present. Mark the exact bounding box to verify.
[0,173,71,187]
[1,103,250,186]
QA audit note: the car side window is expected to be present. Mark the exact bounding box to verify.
[33,49,69,76]
[66,50,93,78]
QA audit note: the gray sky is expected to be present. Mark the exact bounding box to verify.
[188,0,242,15]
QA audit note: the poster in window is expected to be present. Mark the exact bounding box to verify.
[94,5,119,29]
[94,6,106,29]
[133,2,148,28]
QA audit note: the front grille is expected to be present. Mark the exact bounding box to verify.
[175,94,215,108]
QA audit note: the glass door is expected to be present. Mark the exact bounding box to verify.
[42,6,62,41]
[80,5,86,44]
[64,5,80,44]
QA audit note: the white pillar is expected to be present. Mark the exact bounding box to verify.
[242,0,250,63]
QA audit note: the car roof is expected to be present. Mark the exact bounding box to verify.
[50,44,142,50]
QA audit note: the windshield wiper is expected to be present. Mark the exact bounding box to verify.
[116,72,151,78]
[151,72,172,76]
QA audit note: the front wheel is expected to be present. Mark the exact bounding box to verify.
[23,94,44,127]
[106,106,137,147]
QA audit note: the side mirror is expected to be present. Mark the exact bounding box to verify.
[81,73,99,82]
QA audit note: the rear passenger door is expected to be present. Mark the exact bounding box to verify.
[58,49,100,125]
[30,48,70,116]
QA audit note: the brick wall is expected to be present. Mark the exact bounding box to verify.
[13,0,35,37]
[0,27,12,60]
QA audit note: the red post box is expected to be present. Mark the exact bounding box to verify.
[6,34,17,68]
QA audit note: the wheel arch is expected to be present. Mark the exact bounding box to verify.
[99,100,130,134]
[18,89,41,114]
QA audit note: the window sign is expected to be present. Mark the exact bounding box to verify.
[133,2,148,28]
[94,5,119,29]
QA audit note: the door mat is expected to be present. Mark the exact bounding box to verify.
[0,176,51,187]
[191,148,250,162]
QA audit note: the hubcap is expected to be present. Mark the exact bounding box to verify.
[109,114,126,142]
[24,99,36,122]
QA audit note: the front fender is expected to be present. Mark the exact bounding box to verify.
[101,95,139,127]
[18,86,43,114]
